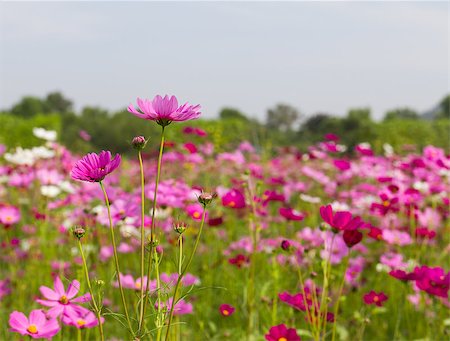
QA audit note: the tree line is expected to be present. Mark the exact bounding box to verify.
[1,92,449,155]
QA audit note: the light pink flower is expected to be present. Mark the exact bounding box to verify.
[9,309,60,339]
[36,277,91,318]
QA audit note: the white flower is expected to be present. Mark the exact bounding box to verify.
[330,201,350,211]
[31,146,55,159]
[4,147,36,165]
[41,185,61,198]
[299,194,321,204]
[336,144,347,152]
[383,143,394,157]
[59,181,75,193]
[33,127,57,141]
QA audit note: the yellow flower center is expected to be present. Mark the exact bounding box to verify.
[193,212,200,219]
[135,281,141,289]
[5,216,12,222]
[278,338,288,341]
[223,310,229,316]
[59,295,69,304]
[373,296,379,302]
[77,319,86,327]
[228,201,236,207]
[27,324,38,334]
[383,201,390,207]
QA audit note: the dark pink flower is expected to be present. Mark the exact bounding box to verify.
[228,254,249,268]
[222,189,246,209]
[219,304,235,316]
[36,276,91,318]
[389,270,416,282]
[71,151,121,183]
[128,95,201,126]
[279,207,305,221]
[265,324,301,341]
[343,229,363,248]
[363,291,388,307]
[320,205,363,232]
[413,266,449,298]
[9,310,60,338]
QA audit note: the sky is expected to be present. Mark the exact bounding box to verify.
[0,1,448,120]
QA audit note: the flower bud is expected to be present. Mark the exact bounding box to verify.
[132,136,147,150]
[72,226,86,239]
[174,221,187,234]
[198,191,216,207]
[95,279,105,287]
[281,240,291,252]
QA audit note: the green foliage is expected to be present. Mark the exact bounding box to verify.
[1,92,449,156]
[384,108,419,121]
[0,112,61,148]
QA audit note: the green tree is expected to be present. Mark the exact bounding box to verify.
[45,92,73,113]
[10,96,47,118]
[219,108,249,121]
[384,108,419,121]
[266,103,300,132]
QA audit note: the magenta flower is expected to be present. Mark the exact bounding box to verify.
[71,151,121,183]
[265,324,301,341]
[279,207,305,221]
[219,304,235,316]
[413,266,449,298]
[9,310,60,339]
[128,95,201,126]
[320,205,363,232]
[363,291,388,307]
[36,277,91,318]
[222,189,246,209]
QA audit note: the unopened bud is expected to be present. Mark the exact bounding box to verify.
[281,240,291,252]
[72,226,86,239]
[174,221,187,234]
[132,136,147,150]
[198,191,216,207]
[95,279,105,287]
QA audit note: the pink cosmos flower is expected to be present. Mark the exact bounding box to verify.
[128,95,201,126]
[219,304,235,316]
[0,279,11,300]
[0,205,21,226]
[382,230,412,246]
[71,151,121,183]
[36,277,91,318]
[157,298,193,316]
[9,310,60,339]
[265,324,301,341]
[62,309,104,329]
[319,205,363,232]
[279,207,305,221]
[363,291,388,307]
[222,189,246,209]
[413,266,449,298]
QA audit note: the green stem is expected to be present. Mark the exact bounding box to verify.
[143,126,166,331]
[164,207,207,341]
[99,181,133,335]
[77,239,104,341]
[331,252,350,341]
[138,150,146,333]
[318,233,336,338]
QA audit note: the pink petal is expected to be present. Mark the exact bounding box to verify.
[53,277,65,296]
[39,286,59,301]
[9,311,29,332]
[66,280,80,299]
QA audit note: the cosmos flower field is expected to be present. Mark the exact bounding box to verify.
[0,95,448,341]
